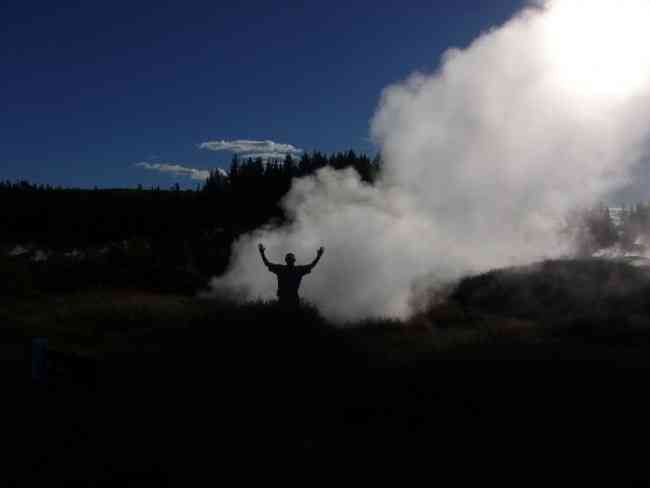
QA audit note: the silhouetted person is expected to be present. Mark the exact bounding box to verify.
[259,243,324,308]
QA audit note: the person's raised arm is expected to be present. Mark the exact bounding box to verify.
[308,246,324,270]
[258,243,272,268]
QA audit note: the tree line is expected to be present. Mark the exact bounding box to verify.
[0,150,381,278]
[4,148,650,296]
[567,203,650,256]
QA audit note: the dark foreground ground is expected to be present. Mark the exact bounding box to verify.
[5,259,650,482]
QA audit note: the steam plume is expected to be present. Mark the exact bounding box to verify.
[208,0,650,322]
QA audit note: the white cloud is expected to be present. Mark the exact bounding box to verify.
[135,162,225,181]
[199,139,303,160]
[239,152,299,161]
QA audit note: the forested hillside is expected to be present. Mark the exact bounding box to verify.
[4,149,650,297]
[0,151,380,293]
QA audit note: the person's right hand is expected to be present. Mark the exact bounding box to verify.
[258,243,265,253]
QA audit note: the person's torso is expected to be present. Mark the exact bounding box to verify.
[275,266,308,296]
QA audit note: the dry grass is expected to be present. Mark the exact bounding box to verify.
[0,289,205,355]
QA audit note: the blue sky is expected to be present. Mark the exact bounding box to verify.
[1,0,525,188]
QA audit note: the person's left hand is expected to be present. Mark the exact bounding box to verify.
[317,246,325,256]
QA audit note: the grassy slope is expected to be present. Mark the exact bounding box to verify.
[7,257,650,363]
[5,259,650,480]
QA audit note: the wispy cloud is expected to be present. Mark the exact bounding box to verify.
[198,139,303,160]
[135,162,225,180]
[239,152,300,160]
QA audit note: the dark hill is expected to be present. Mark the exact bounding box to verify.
[452,258,650,321]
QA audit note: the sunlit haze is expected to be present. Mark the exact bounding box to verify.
[542,0,650,101]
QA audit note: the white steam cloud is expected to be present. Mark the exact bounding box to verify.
[208,0,650,323]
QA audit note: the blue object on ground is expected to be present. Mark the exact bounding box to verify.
[32,337,48,384]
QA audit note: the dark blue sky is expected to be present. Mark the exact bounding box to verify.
[1,0,525,188]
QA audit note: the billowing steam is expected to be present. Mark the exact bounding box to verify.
[208,0,650,322]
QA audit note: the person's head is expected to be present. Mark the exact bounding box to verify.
[285,253,296,266]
